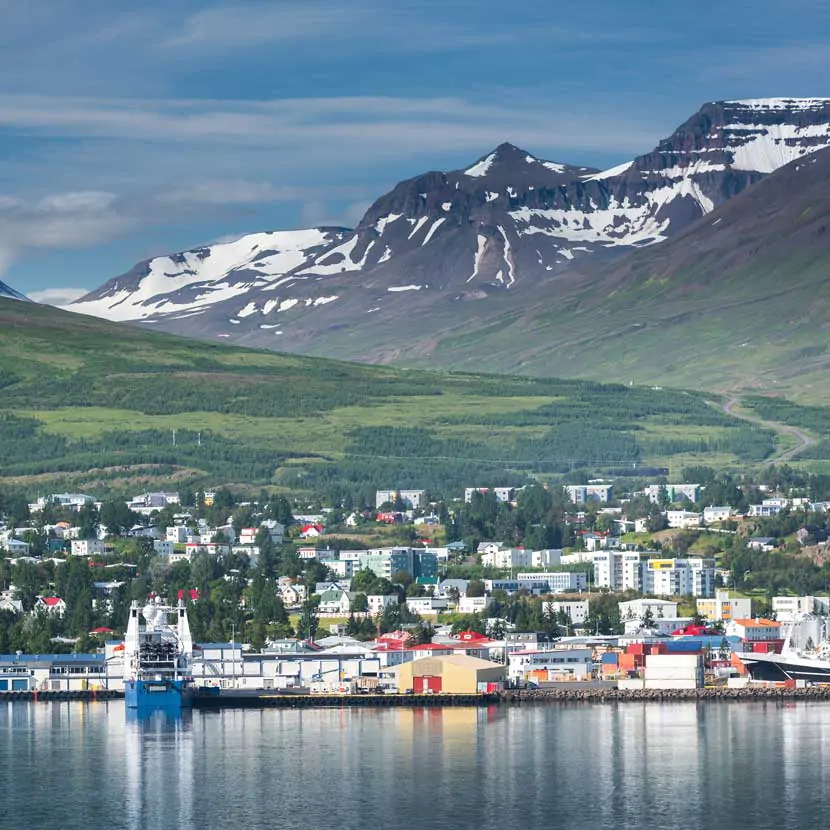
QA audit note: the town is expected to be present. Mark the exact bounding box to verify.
[3,466,830,696]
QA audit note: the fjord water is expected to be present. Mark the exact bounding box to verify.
[2,702,830,830]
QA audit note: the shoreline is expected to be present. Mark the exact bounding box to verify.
[4,686,830,706]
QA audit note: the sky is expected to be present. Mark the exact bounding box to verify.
[3,0,829,304]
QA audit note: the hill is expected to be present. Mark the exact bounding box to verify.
[68,98,830,399]
[0,298,785,495]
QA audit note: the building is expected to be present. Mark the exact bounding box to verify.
[367,594,399,615]
[748,537,777,552]
[358,548,437,580]
[618,598,679,623]
[405,597,449,615]
[153,540,174,557]
[644,484,701,504]
[457,596,488,614]
[71,539,106,557]
[375,490,426,509]
[593,551,644,592]
[566,484,613,504]
[318,588,353,614]
[531,549,563,568]
[727,618,783,652]
[644,557,716,598]
[464,487,516,504]
[166,526,190,544]
[703,506,733,524]
[623,616,693,636]
[34,596,67,617]
[666,510,703,529]
[508,647,593,683]
[543,600,590,625]
[747,503,783,518]
[772,596,830,620]
[390,654,505,694]
[481,547,532,570]
[32,493,96,513]
[696,590,752,623]
[515,572,588,593]
[643,653,703,690]
[3,539,30,556]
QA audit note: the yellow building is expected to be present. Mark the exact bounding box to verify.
[391,654,505,694]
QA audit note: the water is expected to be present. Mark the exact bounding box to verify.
[2,701,830,830]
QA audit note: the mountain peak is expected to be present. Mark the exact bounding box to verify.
[463,143,581,179]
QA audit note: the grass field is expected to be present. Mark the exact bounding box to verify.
[0,298,819,495]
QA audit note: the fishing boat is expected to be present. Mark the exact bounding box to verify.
[123,596,195,709]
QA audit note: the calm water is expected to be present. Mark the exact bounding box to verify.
[2,701,830,829]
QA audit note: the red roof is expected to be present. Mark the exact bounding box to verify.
[409,643,453,651]
[90,627,113,634]
[40,597,63,606]
[301,524,323,533]
[457,630,490,642]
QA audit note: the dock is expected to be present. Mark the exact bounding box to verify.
[191,691,498,709]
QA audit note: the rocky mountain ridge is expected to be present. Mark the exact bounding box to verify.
[70,98,830,355]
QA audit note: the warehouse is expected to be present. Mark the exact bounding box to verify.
[391,653,505,694]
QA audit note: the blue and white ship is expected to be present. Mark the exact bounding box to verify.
[123,597,195,710]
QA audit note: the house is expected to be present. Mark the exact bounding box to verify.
[0,596,23,614]
[457,596,488,614]
[166,526,190,544]
[566,484,613,504]
[618,598,679,622]
[405,597,448,615]
[71,539,106,557]
[278,581,307,606]
[35,596,67,617]
[3,539,30,556]
[436,578,469,600]
[318,588,353,614]
[703,506,733,524]
[367,594,399,615]
[748,537,777,552]
[726,618,783,651]
[239,527,259,546]
[543,599,590,625]
[696,590,752,623]
[300,524,324,539]
[747,504,783,518]
[666,510,702,529]
[153,540,174,557]
[644,484,700,504]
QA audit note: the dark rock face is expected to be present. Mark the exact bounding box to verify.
[70,99,830,353]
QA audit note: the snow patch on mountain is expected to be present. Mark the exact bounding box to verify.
[465,153,497,177]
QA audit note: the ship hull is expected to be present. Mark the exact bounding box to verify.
[125,679,194,710]
[738,652,830,684]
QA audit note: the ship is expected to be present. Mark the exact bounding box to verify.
[738,617,830,684]
[123,597,195,709]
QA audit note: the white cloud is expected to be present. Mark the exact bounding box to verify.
[37,191,117,213]
[28,287,89,306]
[159,180,302,205]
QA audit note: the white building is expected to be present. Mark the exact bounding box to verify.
[531,549,563,568]
[515,572,588,593]
[566,484,613,504]
[457,596,488,614]
[481,547,532,570]
[618,598,678,623]
[593,551,644,592]
[623,617,693,636]
[508,647,593,682]
[375,490,426,509]
[666,510,703,529]
[543,599,590,625]
[644,557,716,598]
[644,484,700,504]
[153,540,174,557]
[703,506,733,524]
[696,590,752,623]
[166,525,190,544]
[367,594,399,615]
[772,596,830,620]
[3,539,30,556]
[748,503,783,517]
[405,597,448,615]
[464,487,515,504]
[32,493,96,513]
[71,539,106,557]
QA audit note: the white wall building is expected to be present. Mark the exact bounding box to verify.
[405,597,448,615]
[696,590,752,623]
[543,600,590,625]
[772,596,830,620]
[566,484,613,504]
[531,549,563,568]
[71,539,105,557]
[508,647,593,682]
[593,551,644,592]
[644,484,701,504]
[703,506,733,524]
[618,598,679,623]
[457,596,488,614]
[375,490,426,509]
[481,548,532,570]
[367,594,399,615]
[644,557,715,598]
[666,510,703,529]
[464,487,515,504]
[516,572,588,593]
[166,526,189,544]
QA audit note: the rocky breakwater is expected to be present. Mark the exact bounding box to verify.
[500,686,830,703]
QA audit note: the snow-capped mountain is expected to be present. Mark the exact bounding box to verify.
[71,98,830,351]
[0,281,29,302]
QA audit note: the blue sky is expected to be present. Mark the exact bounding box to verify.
[3,0,829,303]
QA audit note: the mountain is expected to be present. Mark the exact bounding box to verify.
[0,281,28,301]
[0,296,773,493]
[70,98,830,372]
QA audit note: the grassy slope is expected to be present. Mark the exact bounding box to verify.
[0,299,787,493]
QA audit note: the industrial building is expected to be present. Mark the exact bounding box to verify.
[390,654,505,694]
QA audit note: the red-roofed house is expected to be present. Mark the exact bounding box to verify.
[727,618,784,653]
[410,643,455,660]
[300,524,324,539]
[35,596,67,617]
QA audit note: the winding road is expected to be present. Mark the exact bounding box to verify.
[719,396,817,465]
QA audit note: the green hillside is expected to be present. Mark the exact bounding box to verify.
[0,298,792,496]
